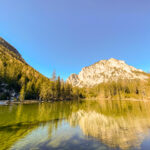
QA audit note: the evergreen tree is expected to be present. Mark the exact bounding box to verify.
[19,85,25,101]
[39,82,52,101]
[51,81,56,99]
[65,84,72,99]
[51,70,56,81]
[61,85,65,100]
[56,76,61,98]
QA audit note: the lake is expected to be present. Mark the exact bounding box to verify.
[1,100,150,150]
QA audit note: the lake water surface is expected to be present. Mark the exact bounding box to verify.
[1,100,150,150]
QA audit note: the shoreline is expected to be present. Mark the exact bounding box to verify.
[84,98,150,102]
[0,99,73,105]
[1,98,150,106]
[0,100,41,105]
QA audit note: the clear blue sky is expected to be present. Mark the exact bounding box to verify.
[0,0,150,80]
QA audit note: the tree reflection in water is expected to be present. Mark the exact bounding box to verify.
[0,100,150,150]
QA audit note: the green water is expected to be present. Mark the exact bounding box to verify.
[1,100,150,150]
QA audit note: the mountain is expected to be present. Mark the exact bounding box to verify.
[67,58,149,87]
[0,36,149,100]
[0,37,74,101]
[0,37,48,100]
[0,37,25,63]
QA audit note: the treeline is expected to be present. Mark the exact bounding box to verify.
[39,72,74,101]
[0,45,81,101]
[1,44,150,101]
[77,79,150,100]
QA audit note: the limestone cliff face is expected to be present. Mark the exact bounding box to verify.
[67,58,148,87]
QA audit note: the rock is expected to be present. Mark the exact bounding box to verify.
[67,58,148,87]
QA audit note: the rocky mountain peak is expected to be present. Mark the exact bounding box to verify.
[67,58,148,87]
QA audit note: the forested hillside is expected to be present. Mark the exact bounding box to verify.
[77,79,150,100]
[0,38,79,101]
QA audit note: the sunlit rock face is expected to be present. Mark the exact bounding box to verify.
[67,58,148,87]
[69,109,150,150]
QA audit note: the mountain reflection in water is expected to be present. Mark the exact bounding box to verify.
[0,100,150,150]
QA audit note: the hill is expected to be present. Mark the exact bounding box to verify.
[0,37,73,100]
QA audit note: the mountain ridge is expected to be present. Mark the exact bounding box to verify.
[0,37,49,100]
[0,37,75,101]
[0,37,25,63]
[67,58,149,87]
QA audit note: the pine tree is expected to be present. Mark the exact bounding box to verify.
[19,85,25,101]
[51,81,56,99]
[56,76,61,98]
[39,82,52,101]
[51,70,56,81]
[61,84,65,100]
[65,83,72,99]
